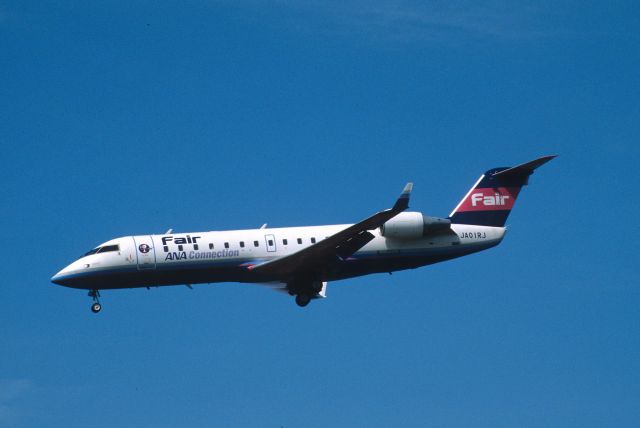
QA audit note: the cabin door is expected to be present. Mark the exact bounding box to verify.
[134,235,157,270]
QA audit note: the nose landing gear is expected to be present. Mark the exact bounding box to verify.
[88,290,102,313]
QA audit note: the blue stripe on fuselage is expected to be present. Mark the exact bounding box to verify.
[52,242,495,290]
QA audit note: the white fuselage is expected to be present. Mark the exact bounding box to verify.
[51,223,506,291]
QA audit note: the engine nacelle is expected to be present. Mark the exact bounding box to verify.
[380,212,451,239]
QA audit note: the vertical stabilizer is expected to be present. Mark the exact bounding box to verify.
[449,155,556,227]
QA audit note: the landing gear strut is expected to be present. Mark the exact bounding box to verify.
[88,290,102,313]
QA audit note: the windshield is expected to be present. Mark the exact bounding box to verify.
[83,244,119,257]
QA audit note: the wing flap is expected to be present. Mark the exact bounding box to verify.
[336,231,375,259]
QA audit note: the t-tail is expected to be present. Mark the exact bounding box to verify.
[449,155,556,227]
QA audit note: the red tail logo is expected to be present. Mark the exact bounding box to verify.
[457,187,520,212]
[471,192,509,206]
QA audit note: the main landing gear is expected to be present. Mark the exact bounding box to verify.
[295,294,311,307]
[88,290,102,313]
[289,280,326,307]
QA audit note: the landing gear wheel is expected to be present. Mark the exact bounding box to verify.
[295,294,311,307]
[88,289,102,313]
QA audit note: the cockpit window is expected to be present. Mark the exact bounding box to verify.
[84,248,100,257]
[83,244,119,257]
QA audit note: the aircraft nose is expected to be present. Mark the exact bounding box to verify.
[51,272,66,286]
[51,266,72,286]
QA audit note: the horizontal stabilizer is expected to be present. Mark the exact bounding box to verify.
[492,155,557,179]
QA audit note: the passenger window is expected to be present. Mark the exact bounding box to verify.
[268,240,274,246]
[240,241,245,248]
[254,241,259,247]
[194,244,199,250]
[178,245,183,251]
[311,237,316,244]
[224,242,229,249]
[297,238,302,244]
[163,246,169,252]
[209,243,214,249]
[283,239,288,245]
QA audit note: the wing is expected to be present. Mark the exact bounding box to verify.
[249,183,413,278]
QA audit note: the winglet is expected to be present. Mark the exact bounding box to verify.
[392,182,413,211]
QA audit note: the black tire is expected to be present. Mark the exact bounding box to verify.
[295,294,311,307]
[91,303,102,313]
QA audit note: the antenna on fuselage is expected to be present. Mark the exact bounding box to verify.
[260,224,267,229]
[165,228,173,234]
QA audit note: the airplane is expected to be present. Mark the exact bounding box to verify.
[51,155,556,313]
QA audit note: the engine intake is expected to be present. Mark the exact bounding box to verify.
[380,212,451,239]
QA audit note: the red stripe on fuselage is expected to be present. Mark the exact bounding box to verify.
[455,187,521,212]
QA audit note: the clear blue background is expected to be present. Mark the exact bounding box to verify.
[1,1,638,426]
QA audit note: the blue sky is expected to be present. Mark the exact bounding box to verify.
[1,1,639,426]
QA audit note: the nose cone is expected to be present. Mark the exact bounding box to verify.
[51,266,72,286]
[51,272,65,286]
